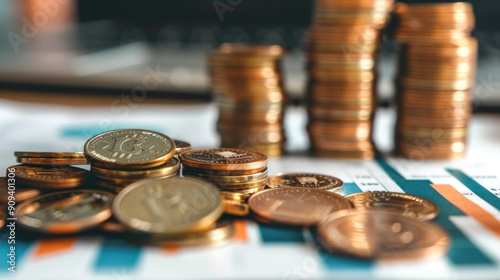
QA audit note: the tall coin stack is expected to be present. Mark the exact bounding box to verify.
[305,0,394,159]
[209,44,287,157]
[394,3,476,160]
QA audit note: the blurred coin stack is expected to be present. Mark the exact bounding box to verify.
[209,44,287,157]
[394,3,476,159]
[305,0,394,159]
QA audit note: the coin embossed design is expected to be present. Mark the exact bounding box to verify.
[267,173,343,193]
[180,148,267,171]
[113,177,223,234]
[16,190,114,233]
[11,165,89,189]
[84,129,175,169]
[318,210,450,260]
[0,177,41,203]
[345,192,439,220]
[248,187,351,225]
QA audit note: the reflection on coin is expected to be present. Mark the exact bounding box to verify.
[0,210,5,229]
[16,157,89,165]
[113,177,223,234]
[174,140,192,154]
[248,187,351,225]
[223,200,250,216]
[180,148,267,171]
[318,210,450,260]
[91,158,180,180]
[16,190,114,234]
[84,129,176,169]
[11,165,89,189]
[267,173,344,193]
[345,192,439,220]
[0,177,41,203]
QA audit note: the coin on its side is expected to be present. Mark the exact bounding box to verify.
[345,192,439,220]
[248,187,351,226]
[174,140,192,154]
[10,165,89,189]
[113,177,223,234]
[267,173,344,193]
[318,210,450,260]
[0,177,41,203]
[84,129,176,169]
[180,148,267,172]
[16,157,89,165]
[16,190,114,233]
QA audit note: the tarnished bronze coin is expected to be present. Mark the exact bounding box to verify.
[16,190,114,233]
[180,148,267,172]
[174,140,191,154]
[10,165,89,189]
[113,177,223,234]
[248,188,351,226]
[267,173,343,193]
[0,177,41,203]
[318,210,450,260]
[84,129,176,169]
[346,192,439,220]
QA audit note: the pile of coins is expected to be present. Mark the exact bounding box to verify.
[209,44,287,157]
[394,2,476,160]
[84,129,181,192]
[304,0,394,159]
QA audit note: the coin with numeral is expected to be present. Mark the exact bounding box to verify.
[84,129,176,169]
[16,190,114,234]
[267,173,344,193]
[113,177,223,234]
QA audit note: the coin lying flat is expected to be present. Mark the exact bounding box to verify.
[174,140,191,154]
[318,210,450,260]
[10,165,89,189]
[248,187,351,226]
[16,157,89,165]
[345,192,439,221]
[113,177,223,234]
[223,200,250,216]
[267,173,344,193]
[180,148,267,172]
[14,152,86,158]
[91,157,180,180]
[84,129,176,169]
[16,190,114,234]
[0,177,41,203]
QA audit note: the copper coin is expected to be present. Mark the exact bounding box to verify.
[173,140,191,154]
[180,148,267,172]
[212,43,285,57]
[16,190,114,234]
[91,157,180,180]
[345,192,439,221]
[16,157,89,165]
[183,167,268,184]
[268,173,343,193]
[14,152,86,158]
[0,177,41,203]
[0,210,5,229]
[10,165,89,189]
[318,210,450,260]
[248,187,351,226]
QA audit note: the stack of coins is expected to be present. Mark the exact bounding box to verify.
[84,129,180,192]
[394,3,476,159]
[180,148,268,195]
[305,0,394,159]
[209,44,287,157]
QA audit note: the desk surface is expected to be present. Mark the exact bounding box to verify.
[0,100,499,279]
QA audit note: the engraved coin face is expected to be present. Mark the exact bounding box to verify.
[113,177,223,234]
[84,129,175,169]
[267,173,343,193]
[318,210,450,260]
[180,148,267,171]
[248,187,351,225]
[16,190,114,233]
[0,177,41,203]
[345,192,439,221]
[11,165,89,189]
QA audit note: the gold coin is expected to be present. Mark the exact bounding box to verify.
[0,177,41,203]
[345,192,439,220]
[84,129,176,169]
[220,191,251,202]
[91,157,180,180]
[14,152,86,158]
[16,157,89,165]
[180,148,267,172]
[174,140,191,154]
[220,185,265,194]
[10,165,89,189]
[248,187,351,226]
[268,173,343,193]
[223,200,250,216]
[183,167,268,184]
[113,177,223,234]
[318,210,450,260]
[16,190,114,234]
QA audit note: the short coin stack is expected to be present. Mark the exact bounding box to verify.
[305,0,394,159]
[84,129,180,192]
[394,2,476,160]
[209,44,287,157]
